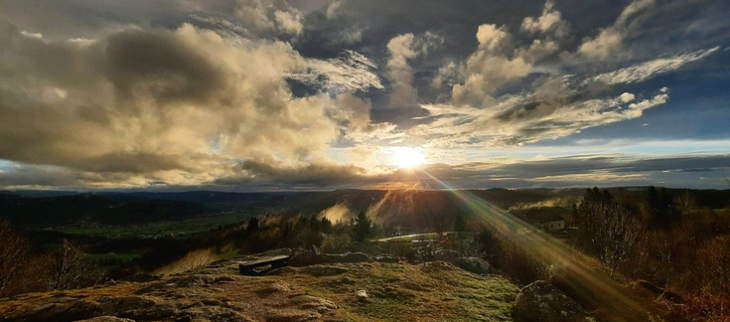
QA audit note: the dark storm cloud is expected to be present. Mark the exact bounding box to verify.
[215,160,370,186]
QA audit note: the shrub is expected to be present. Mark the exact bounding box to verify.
[320,234,351,253]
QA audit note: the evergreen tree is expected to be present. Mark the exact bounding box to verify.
[352,211,372,243]
[246,216,259,234]
[320,217,333,233]
[454,212,467,235]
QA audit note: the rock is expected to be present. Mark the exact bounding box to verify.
[355,290,368,301]
[512,280,585,322]
[405,250,419,263]
[73,317,136,322]
[452,257,492,274]
[318,252,373,264]
[373,255,400,263]
[547,262,600,310]
[434,249,462,261]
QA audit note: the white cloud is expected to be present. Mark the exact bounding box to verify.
[619,92,636,103]
[288,50,383,93]
[521,1,570,39]
[234,0,304,36]
[578,0,656,59]
[591,47,719,85]
[385,32,441,109]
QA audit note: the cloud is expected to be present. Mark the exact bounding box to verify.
[411,89,669,148]
[385,33,442,110]
[288,50,383,93]
[578,0,656,59]
[0,20,375,187]
[590,47,720,85]
[520,1,570,39]
[0,0,725,190]
[216,160,370,186]
[234,0,304,36]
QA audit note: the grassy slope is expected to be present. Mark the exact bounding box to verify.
[269,261,520,322]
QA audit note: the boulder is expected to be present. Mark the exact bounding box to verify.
[547,262,600,310]
[512,280,586,322]
[434,249,462,261]
[452,257,492,274]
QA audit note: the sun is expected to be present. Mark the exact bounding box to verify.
[391,147,426,169]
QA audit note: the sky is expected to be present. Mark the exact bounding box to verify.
[0,0,728,191]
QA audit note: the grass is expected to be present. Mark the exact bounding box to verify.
[269,261,520,321]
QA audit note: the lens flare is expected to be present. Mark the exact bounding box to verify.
[391,147,425,169]
[413,168,651,320]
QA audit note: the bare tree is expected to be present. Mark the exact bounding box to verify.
[0,221,32,296]
[577,196,643,276]
[51,239,97,290]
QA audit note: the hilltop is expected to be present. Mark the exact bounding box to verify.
[0,253,522,322]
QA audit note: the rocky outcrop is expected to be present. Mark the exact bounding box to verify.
[451,257,492,275]
[512,280,586,322]
[1,272,339,322]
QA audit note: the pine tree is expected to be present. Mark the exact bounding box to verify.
[454,212,467,235]
[246,216,259,234]
[353,211,372,243]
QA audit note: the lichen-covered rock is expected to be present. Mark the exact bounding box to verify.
[512,280,586,322]
[452,257,492,275]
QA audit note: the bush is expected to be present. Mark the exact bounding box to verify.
[320,234,351,253]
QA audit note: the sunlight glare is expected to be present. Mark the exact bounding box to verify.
[391,147,425,169]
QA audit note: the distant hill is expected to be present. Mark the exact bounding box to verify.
[1,187,727,230]
[0,194,211,228]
